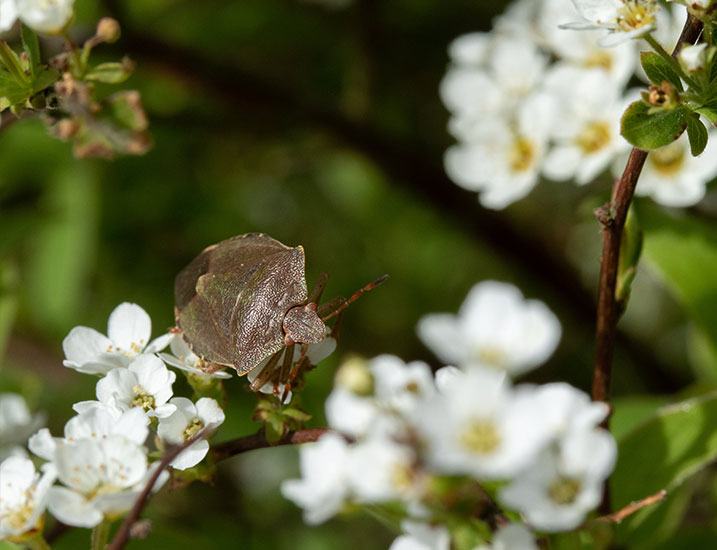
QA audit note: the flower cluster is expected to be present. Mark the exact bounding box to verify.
[282,282,616,547]
[0,303,229,534]
[441,0,717,209]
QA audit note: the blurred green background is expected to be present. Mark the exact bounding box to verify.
[3,0,717,548]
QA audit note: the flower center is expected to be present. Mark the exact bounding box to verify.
[5,498,34,530]
[183,417,204,440]
[509,137,536,173]
[577,121,611,153]
[649,143,685,175]
[547,476,582,505]
[459,419,500,455]
[131,386,156,411]
[615,1,657,32]
[584,51,613,71]
[473,345,506,368]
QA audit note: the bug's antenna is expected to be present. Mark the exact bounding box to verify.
[321,274,389,322]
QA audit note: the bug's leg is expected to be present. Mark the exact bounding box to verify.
[307,271,329,305]
[275,344,296,397]
[316,296,345,317]
[329,309,346,340]
[281,344,309,404]
[319,274,389,322]
[249,348,284,392]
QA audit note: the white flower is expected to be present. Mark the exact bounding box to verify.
[0,0,74,34]
[679,43,708,73]
[159,334,232,379]
[498,429,617,532]
[445,92,555,209]
[416,367,552,480]
[63,302,172,375]
[615,131,717,207]
[281,432,351,525]
[417,281,561,377]
[389,521,450,550]
[538,0,637,86]
[93,354,177,418]
[28,405,149,461]
[542,67,631,184]
[0,393,45,460]
[520,383,609,437]
[325,386,379,438]
[0,456,55,539]
[561,0,659,47]
[371,355,436,417]
[346,433,418,503]
[157,397,225,470]
[475,523,538,550]
[47,435,166,527]
[246,337,337,403]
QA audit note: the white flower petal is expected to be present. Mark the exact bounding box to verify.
[107,302,152,355]
[47,486,103,528]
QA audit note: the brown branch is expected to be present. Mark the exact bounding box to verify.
[594,489,667,525]
[593,15,703,515]
[592,14,704,406]
[107,429,209,550]
[211,427,333,462]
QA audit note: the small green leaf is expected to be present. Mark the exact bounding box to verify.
[85,58,135,84]
[695,105,717,124]
[616,206,642,309]
[30,66,59,94]
[20,24,39,78]
[265,413,285,444]
[621,101,690,150]
[641,51,684,91]
[686,114,709,155]
[282,407,311,422]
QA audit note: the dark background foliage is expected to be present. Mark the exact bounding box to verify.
[0,0,709,547]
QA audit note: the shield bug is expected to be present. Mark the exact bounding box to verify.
[174,233,387,392]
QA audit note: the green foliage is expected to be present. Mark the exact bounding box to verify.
[640,51,684,91]
[20,25,40,79]
[685,114,708,156]
[612,392,717,517]
[84,58,135,84]
[621,101,690,150]
[638,203,717,370]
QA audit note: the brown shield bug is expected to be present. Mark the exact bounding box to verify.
[174,233,387,392]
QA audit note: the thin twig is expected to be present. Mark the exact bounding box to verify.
[107,429,209,550]
[211,427,334,462]
[593,489,667,524]
[592,14,704,407]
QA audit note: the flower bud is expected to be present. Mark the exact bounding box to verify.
[334,356,374,396]
[96,17,121,44]
[679,43,708,73]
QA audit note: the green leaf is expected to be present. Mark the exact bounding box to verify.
[641,51,684,91]
[639,203,717,368]
[30,66,59,94]
[265,413,285,444]
[695,104,717,124]
[282,407,311,422]
[621,101,690,150]
[85,59,135,84]
[686,114,708,156]
[20,24,40,78]
[611,392,717,510]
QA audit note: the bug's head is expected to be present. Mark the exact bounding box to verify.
[283,304,326,346]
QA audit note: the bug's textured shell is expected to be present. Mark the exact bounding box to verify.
[174,233,308,375]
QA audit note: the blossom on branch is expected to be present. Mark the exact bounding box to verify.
[561,0,659,47]
[157,397,225,470]
[0,456,55,539]
[417,281,561,377]
[63,302,171,375]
